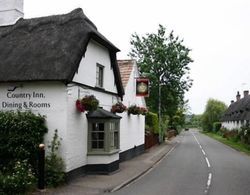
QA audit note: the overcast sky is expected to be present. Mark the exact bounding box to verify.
[24,0,250,114]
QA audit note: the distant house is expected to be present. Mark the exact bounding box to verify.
[117,60,146,161]
[0,0,126,178]
[222,91,250,130]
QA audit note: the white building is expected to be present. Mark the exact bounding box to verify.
[222,91,250,130]
[117,60,146,161]
[0,0,135,178]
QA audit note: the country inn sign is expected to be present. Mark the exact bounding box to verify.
[0,0,146,179]
[1,89,51,110]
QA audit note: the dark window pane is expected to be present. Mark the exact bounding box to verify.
[92,141,98,149]
[98,141,104,149]
[99,132,104,140]
[99,123,104,131]
[92,132,98,140]
[114,132,119,148]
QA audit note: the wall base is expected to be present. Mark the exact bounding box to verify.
[66,160,120,181]
[119,144,144,162]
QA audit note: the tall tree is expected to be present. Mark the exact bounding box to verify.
[201,99,227,131]
[129,25,193,120]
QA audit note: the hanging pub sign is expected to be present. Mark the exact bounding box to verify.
[136,78,149,97]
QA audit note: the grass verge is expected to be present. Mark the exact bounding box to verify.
[203,131,250,155]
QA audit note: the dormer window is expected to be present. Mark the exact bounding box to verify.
[96,64,104,88]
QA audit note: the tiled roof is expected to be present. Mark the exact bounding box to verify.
[117,60,134,88]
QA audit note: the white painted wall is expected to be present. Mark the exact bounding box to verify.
[65,84,119,171]
[0,82,68,165]
[73,39,118,94]
[118,61,145,152]
[222,120,245,131]
[0,82,120,172]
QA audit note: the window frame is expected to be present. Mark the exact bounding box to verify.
[88,119,120,155]
[96,63,104,88]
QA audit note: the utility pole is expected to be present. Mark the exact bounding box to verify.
[158,73,164,143]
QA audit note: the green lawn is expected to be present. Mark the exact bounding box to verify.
[203,131,250,155]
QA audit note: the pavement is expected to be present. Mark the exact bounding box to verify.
[34,137,178,195]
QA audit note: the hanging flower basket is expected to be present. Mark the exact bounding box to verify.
[111,102,127,113]
[139,107,148,115]
[76,95,99,112]
[76,99,85,112]
[127,105,141,115]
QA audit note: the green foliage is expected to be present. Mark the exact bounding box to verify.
[213,122,222,132]
[204,131,250,155]
[145,112,159,134]
[201,99,227,131]
[185,114,202,128]
[129,24,193,122]
[240,123,250,145]
[168,108,186,130]
[0,160,36,194]
[45,130,65,187]
[0,111,48,170]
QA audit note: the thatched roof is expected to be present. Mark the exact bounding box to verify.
[0,8,124,98]
[222,95,250,121]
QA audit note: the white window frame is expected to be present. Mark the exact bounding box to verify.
[96,63,104,88]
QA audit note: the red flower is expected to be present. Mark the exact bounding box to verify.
[76,99,85,112]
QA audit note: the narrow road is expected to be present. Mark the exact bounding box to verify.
[109,129,250,195]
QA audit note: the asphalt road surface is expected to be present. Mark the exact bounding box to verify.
[109,129,250,195]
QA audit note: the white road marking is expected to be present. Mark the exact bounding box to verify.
[191,131,212,194]
[207,173,212,186]
[205,173,213,194]
[205,157,211,168]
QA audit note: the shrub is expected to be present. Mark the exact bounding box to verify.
[0,160,36,194]
[240,124,250,145]
[45,130,65,187]
[145,112,159,134]
[0,111,48,170]
[213,122,222,132]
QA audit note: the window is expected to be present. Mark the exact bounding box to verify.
[96,64,104,88]
[88,120,120,154]
[91,123,105,149]
[87,108,121,155]
[109,122,119,150]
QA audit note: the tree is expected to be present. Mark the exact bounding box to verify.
[129,25,193,122]
[201,99,227,131]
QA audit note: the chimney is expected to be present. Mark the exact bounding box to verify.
[0,0,23,26]
[243,90,249,98]
[231,100,235,104]
[236,91,241,101]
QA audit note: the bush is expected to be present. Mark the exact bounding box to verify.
[45,130,65,187]
[145,112,159,134]
[240,124,250,145]
[213,122,222,132]
[0,160,36,194]
[0,111,48,170]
